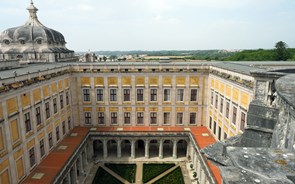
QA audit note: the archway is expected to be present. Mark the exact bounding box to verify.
[93,140,103,159]
[149,140,159,158]
[163,140,173,158]
[177,140,187,158]
[135,140,145,158]
[121,140,131,157]
[76,158,81,177]
[107,140,117,158]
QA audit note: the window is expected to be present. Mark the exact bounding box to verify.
[24,112,31,133]
[60,94,64,109]
[110,89,117,101]
[123,89,130,101]
[98,112,104,124]
[36,107,42,126]
[190,89,198,101]
[137,112,144,124]
[177,89,184,101]
[150,112,157,124]
[96,89,104,102]
[163,89,170,102]
[56,126,60,141]
[163,112,170,125]
[218,126,222,140]
[211,91,214,105]
[124,112,131,124]
[240,112,246,131]
[40,139,45,158]
[45,102,50,119]
[83,89,90,102]
[62,121,66,135]
[224,132,228,139]
[137,89,144,101]
[189,112,196,125]
[150,89,157,101]
[209,117,212,129]
[213,121,217,135]
[225,101,230,118]
[48,132,53,149]
[53,98,57,114]
[85,112,91,124]
[66,92,69,105]
[68,118,71,130]
[111,112,117,124]
[232,106,237,125]
[220,98,224,113]
[177,113,183,125]
[215,94,218,109]
[29,147,36,168]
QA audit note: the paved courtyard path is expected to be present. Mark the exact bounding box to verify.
[101,165,130,184]
[135,162,143,184]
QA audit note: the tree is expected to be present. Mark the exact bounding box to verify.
[274,41,290,61]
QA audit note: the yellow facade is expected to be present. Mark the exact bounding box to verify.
[94,77,104,86]
[0,127,4,152]
[149,77,158,86]
[190,76,199,86]
[51,83,57,94]
[6,97,18,115]
[162,76,172,86]
[10,119,19,143]
[232,88,239,103]
[136,77,145,86]
[122,77,131,86]
[176,76,186,86]
[81,77,91,86]
[43,86,50,98]
[108,77,118,86]
[241,92,249,109]
[58,80,63,91]
[16,158,24,180]
[33,88,41,103]
[0,105,2,119]
[21,92,31,108]
[0,158,9,183]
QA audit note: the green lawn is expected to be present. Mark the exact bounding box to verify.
[153,167,184,184]
[92,167,123,184]
[142,163,175,183]
[104,163,136,183]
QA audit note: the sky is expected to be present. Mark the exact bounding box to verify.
[0,0,295,51]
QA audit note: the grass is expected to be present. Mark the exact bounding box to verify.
[153,167,184,184]
[105,163,136,183]
[142,163,175,183]
[92,167,123,184]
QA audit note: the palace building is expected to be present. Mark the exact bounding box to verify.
[0,2,295,184]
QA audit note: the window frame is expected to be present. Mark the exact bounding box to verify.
[123,89,131,102]
[163,89,171,102]
[53,98,57,114]
[111,112,118,125]
[137,112,144,125]
[109,88,117,102]
[136,89,144,102]
[150,89,157,102]
[97,112,105,125]
[190,89,198,102]
[83,88,91,102]
[24,112,31,133]
[40,139,45,158]
[150,112,157,125]
[45,101,50,119]
[96,88,104,102]
[189,112,197,125]
[163,112,170,125]
[84,112,92,125]
[176,112,183,125]
[124,112,131,124]
[177,89,184,102]
[29,147,36,168]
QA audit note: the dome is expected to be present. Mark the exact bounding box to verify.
[0,1,66,46]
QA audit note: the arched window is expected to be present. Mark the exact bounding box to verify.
[3,40,10,45]
[20,40,25,45]
[36,39,42,44]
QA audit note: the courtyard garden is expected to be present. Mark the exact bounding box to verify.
[142,163,175,183]
[92,167,123,184]
[105,163,136,183]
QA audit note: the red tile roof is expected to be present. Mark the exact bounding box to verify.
[22,126,221,184]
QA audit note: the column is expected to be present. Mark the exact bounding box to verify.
[131,140,135,158]
[78,157,83,178]
[84,147,89,165]
[117,140,122,158]
[88,140,94,161]
[186,141,190,158]
[173,140,177,159]
[159,140,163,159]
[145,140,149,158]
[103,140,108,158]
[67,173,71,184]
[71,163,78,184]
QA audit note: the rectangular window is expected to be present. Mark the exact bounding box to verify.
[24,112,31,133]
[68,118,71,130]
[218,126,222,140]
[190,89,198,101]
[45,102,50,119]
[209,116,212,129]
[96,89,104,102]
[124,112,131,124]
[163,89,170,102]
[123,89,131,101]
[211,91,214,105]
[137,89,144,101]
[111,112,117,124]
[60,94,64,109]
[98,112,104,124]
[177,89,184,102]
[36,107,42,126]
[232,106,237,125]
[163,112,170,125]
[48,132,53,149]
[137,112,144,124]
[189,112,196,125]
[177,113,183,125]
[215,94,218,109]
[53,98,57,114]
[150,89,157,101]
[83,88,90,102]
[150,112,157,124]
[56,126,60,141]
[62,121,66,135]
[224,132,228,139]
[220,98,224,113]
[110,89,117,101]
[85,112,91,124]
[226,101,230,118]
[66,92,69,105]
[40,139,45,158]
[240,112,246,131]
[29,147,36,168]
[213,121,217,135]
